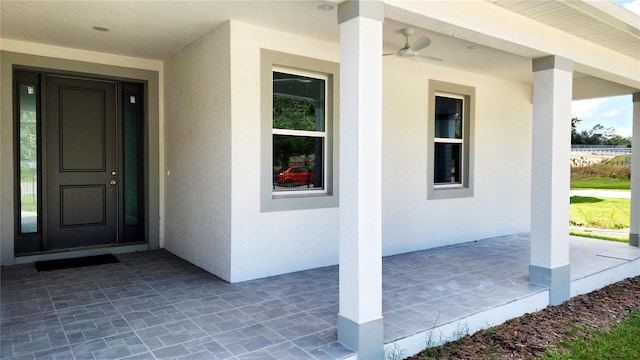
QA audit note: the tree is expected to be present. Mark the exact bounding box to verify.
[570,118,631,146]
[571,117,582,144]
[272,95,318,172]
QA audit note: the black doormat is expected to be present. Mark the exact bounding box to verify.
[35,254,119,272]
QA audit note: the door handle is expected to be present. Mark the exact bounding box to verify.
[110,180,117,185]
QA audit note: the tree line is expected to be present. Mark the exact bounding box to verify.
[571,117,631,146]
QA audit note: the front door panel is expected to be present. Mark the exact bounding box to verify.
[46,76,118,249]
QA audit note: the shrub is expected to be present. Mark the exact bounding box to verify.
[571,159,630,180]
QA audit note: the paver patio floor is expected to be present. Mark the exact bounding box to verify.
[2,234,639,359]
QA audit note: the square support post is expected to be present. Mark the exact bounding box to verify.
[630,93,640,247]
[530,56,573,305]
[337,1,384,359]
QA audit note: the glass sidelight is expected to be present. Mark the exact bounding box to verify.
[17,79,40,234]
[121,83,145,242]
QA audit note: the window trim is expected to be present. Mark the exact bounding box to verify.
[260,50,339,212]
[427,80,475,200]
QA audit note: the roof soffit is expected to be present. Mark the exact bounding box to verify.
[492,0,640,60]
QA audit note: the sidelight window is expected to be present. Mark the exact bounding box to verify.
[17,78,40,234]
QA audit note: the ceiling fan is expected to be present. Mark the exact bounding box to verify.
[384,27,443,63]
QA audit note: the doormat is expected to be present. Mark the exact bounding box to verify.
[35,254,119,272]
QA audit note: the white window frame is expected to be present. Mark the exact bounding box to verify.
[260,50,339,212]
[434,92,465,189]
[272,66,328,196]
[427,80,475,200]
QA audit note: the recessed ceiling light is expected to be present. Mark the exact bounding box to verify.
[317,3,335,11]
[92,26,110,32]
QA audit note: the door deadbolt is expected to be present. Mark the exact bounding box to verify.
[111,171,117,176]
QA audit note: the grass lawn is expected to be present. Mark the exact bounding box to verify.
[570,177,630,190]
[20,194,37,212]
[569,231,627,242]
[570,196,630,230]
[544,311,640,359]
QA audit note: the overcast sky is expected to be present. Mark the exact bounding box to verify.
[571,0,639,138]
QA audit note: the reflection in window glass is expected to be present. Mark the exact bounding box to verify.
[435,96,463,139]
[434,143,461,184]
[272,68,327,192]
[19,84,38,233]
[273,72,325,132]
[273,135,324,190]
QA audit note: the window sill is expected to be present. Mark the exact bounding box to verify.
[272,190,328,199]
[262,192,338,212]
[428,186,473,200]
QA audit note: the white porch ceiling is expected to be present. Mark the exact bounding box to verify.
[1,0,637,96]
[0,1,340,60]
[0,0,532,83]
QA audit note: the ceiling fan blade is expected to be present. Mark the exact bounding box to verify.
[415,54,443,63]
[382,53,395,56]
[409,36,431,52]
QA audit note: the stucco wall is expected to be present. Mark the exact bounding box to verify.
[228,21,341,282]
[163,23,233,280]
[381,56,532,255]
[225,21,532,282]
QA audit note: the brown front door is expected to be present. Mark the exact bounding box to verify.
[45,76,118,249]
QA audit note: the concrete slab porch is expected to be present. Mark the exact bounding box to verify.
[1,234,638,359]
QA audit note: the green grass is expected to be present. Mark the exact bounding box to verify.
[570,177,630,190]
[609,154,631,164]
[544,311,640,360]
[569,196,630,230]
[569,231,627,243]
[20,194,37,212]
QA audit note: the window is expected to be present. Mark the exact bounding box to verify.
[428,80,475,199]
[434,94,464,186]
[17,79,40,234]
[272,69,327,193]
[260,50,339,212]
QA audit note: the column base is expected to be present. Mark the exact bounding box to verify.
[630,233,639,247]
[338,315,384,359]
[529,264,570,305]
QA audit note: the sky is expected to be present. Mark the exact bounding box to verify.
[570,0,639,138]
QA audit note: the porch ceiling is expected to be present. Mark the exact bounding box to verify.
[0,1,340,60]
[1,1,637,98]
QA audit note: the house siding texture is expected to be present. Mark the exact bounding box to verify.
[164,22,233,281]
[228,21,341,282]
[163,20,533,282]
[382,56,532,256]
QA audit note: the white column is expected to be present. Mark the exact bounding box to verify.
[530,56,573,305]
[629,93,640,247]
[337,1,384,358]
